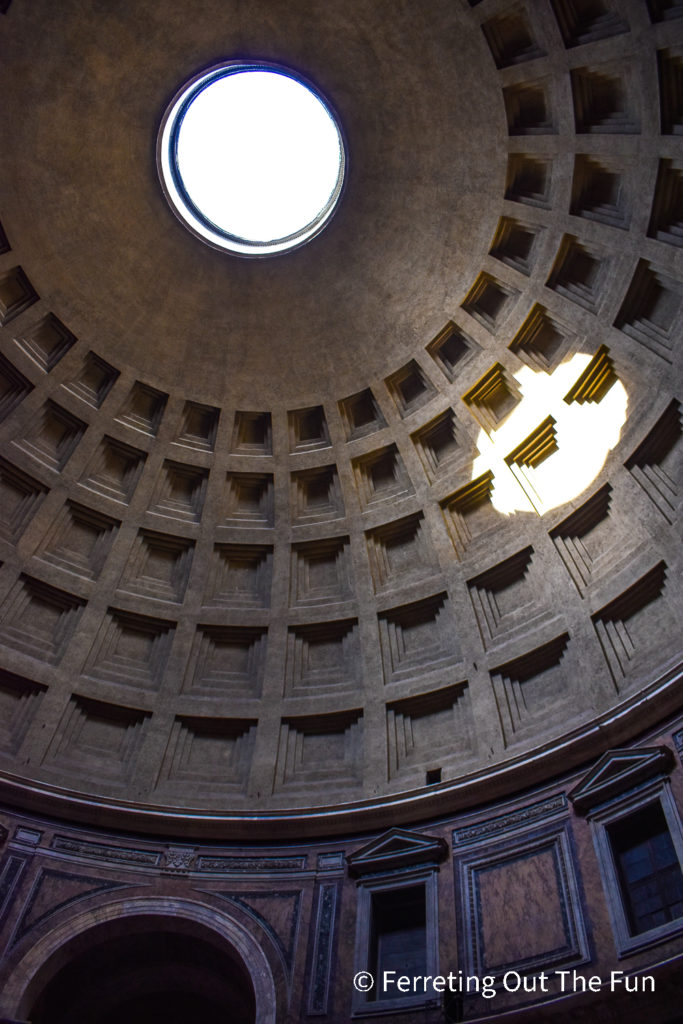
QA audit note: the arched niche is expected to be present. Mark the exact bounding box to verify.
[0,897,279,1024]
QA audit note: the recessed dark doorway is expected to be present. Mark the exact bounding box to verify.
[29,928,256,1024]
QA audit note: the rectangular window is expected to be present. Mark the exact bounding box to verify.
[349,856,441,1016]
[608,802,683,936]
[369,884,427,998]
[587,779,683,956]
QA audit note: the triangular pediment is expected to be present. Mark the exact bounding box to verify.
[568,746,674,814]
[346,828,447,877]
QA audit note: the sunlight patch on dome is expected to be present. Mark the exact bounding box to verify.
[472,353,628,516]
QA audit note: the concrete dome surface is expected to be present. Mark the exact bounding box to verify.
[0,0,679,843]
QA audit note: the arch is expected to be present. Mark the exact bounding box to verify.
[0,896,278,1024]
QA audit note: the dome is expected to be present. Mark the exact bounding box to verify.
[0,0,680,847]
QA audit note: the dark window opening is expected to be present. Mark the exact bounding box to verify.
[609,802,683,935]
[370,885,427,998]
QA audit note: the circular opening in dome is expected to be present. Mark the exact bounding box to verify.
[157,62,346,257]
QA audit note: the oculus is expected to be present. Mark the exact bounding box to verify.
[158,62,346,257]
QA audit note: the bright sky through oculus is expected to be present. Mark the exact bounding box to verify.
[159,65,345,255]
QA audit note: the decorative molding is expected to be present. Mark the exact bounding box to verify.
[285,618,360,698]
[307,881,339,1015]
[648,158,683,247]
[183,626,267,697]
[50,835,161,868]
[223,472,274,527]
[196,855,307,873]
[453,795,568,848]
[659,47,683,135]
[12,827,41,847]
[509,303,572,371]
[82,611,175,691]
[568,745,675,814]
[289,536,351,608]
[117,529,194,603]
[614,259,683,362]
[457,826,590,978]
[673,729,683,757]
[211,890,302,979]
[43,695,151,786]
[161,846,196,873]
[13,867,128,944]
[462,363,521,432]
[317,852,344,872]
[0,855,27,930]
[347,827,448,878]
[207,542,273,609]
[503,84,554,137]
[467,545,548,649]
[290,464,344,525]
[147,460,208,523]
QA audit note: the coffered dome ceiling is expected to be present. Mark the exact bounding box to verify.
[0,0,680,838]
